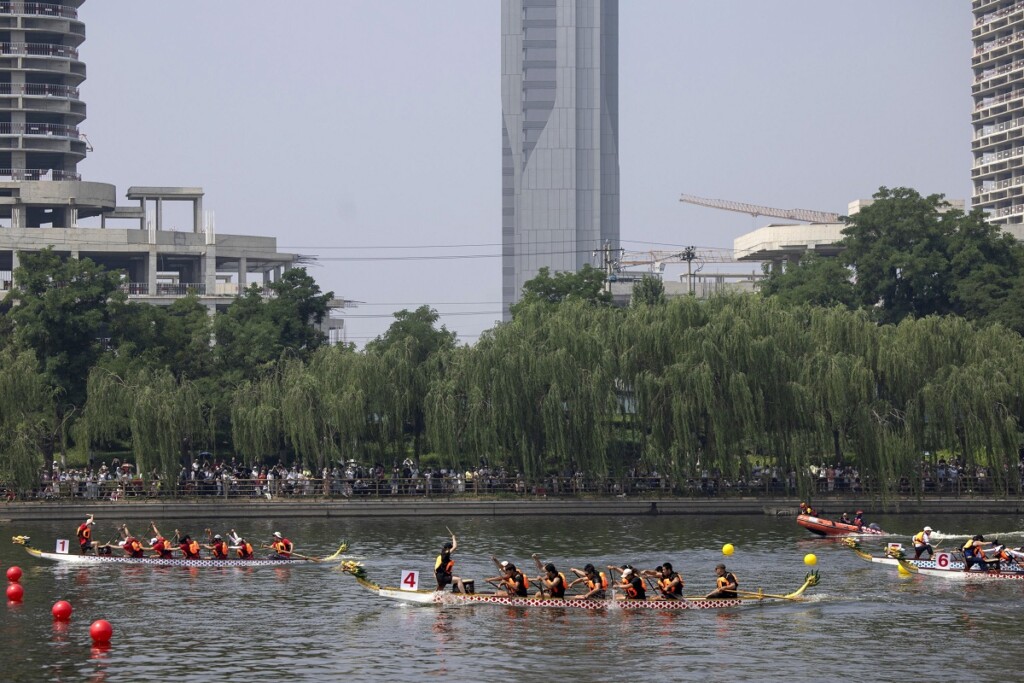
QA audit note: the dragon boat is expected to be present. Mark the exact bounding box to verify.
[894,551,1024,581]
[12,536,347,568]
[797,514,886,537]
[843,538,964,570]
[338,561,820,611]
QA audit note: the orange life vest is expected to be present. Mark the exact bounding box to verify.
[180,539,201,559]
[435,553,454,574]
[272,538,293,557]
[211,540,228,560]
[123,537,143,558]
[586,572,609,592]
[659,572,683,595]
[237,542,254,559]
[152,538,173,559]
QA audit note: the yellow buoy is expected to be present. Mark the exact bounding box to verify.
[722,543,735,556]
[803,553,818,566]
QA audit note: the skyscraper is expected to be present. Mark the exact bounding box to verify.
[501,0,619,317]
[972,0,1024,239]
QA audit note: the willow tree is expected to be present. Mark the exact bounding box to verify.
[427,300,620,481]
[82,367,209,483]
[0,348,60,491]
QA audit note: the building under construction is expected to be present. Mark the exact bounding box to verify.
[0,1,343,338]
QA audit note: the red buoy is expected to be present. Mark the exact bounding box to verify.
[52,600,73,621]
[6,566,22,583]
[6,583,24,602]
[89,619,113,644]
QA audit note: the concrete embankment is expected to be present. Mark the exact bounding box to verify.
[3,496,1024,522]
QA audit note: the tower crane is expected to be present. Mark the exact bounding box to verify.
[679,193,841,224]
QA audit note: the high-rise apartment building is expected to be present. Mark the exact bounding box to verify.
[972,0,1024,239]
[501,0,619,317]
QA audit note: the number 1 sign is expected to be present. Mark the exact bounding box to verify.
[55,539,70,554]
[400,570,419,591]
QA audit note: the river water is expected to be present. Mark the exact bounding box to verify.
[1,512,1022,682]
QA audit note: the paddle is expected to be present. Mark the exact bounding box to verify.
[733,588,803,601]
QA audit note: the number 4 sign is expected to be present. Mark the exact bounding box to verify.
[55,539,70,554]
[400,570,419,591]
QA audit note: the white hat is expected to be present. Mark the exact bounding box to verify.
[622,568,634,578]
[924,526,932,532]
[500,560,508,568]
[273,532,282,538]
[213,534,222,540]
[150,537,159,545]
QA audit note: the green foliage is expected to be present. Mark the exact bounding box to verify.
[759,254,856,309]
[0,348,59,489]
[631,275,666,307]
[6,248,124,409]
[510,264,611,317]
[214,267,332,381]
[761,187,1024,334]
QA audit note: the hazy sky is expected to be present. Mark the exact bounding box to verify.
[78,1,969,345]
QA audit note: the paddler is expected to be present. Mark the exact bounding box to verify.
[608,565,646,600]
[486,562,529,597]
[642,562,684,599]
[912,526,935,559]
[228,529,255,559]
[567,564,608,599]
[176,530,202,559]
[269,531,294,559]
[147,523,174,559]
[529,554,567,598]
[435,533,467,593]
[118,524,145,558]
[962,535,999,572]
[705,563,739,599]
[204,532,229,560]
[75,514,95,554]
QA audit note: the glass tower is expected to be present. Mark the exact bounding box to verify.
[501,0,619,317]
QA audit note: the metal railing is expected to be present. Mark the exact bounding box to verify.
[975,32,1023,57]
[0,42,79,59]
[976,1,1024,27]
[0,82,79,98]
[0,1,77,19]
[6,473,1019,501]
[975,115,1024,139]
[974,88,1024,112]
[0,167,80,181]
[975,58,1024,85]
[0,121,81,139]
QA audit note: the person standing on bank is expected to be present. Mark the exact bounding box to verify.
[435,533,466,593]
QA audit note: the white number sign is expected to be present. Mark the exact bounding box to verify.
[935,552,952,568]
[55,538,69,554]
[400,570,419,591]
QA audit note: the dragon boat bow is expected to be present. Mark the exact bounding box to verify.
[339,561,820,611]
[843,538,964,571]
[12,536,347,568]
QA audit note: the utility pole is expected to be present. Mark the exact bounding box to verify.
[595,241,618,294]
[682,246,696,296]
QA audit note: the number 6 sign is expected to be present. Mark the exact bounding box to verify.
[935,552,952,568]
[400,570,419,591]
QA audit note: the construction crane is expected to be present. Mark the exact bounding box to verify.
[680,193,841,224]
